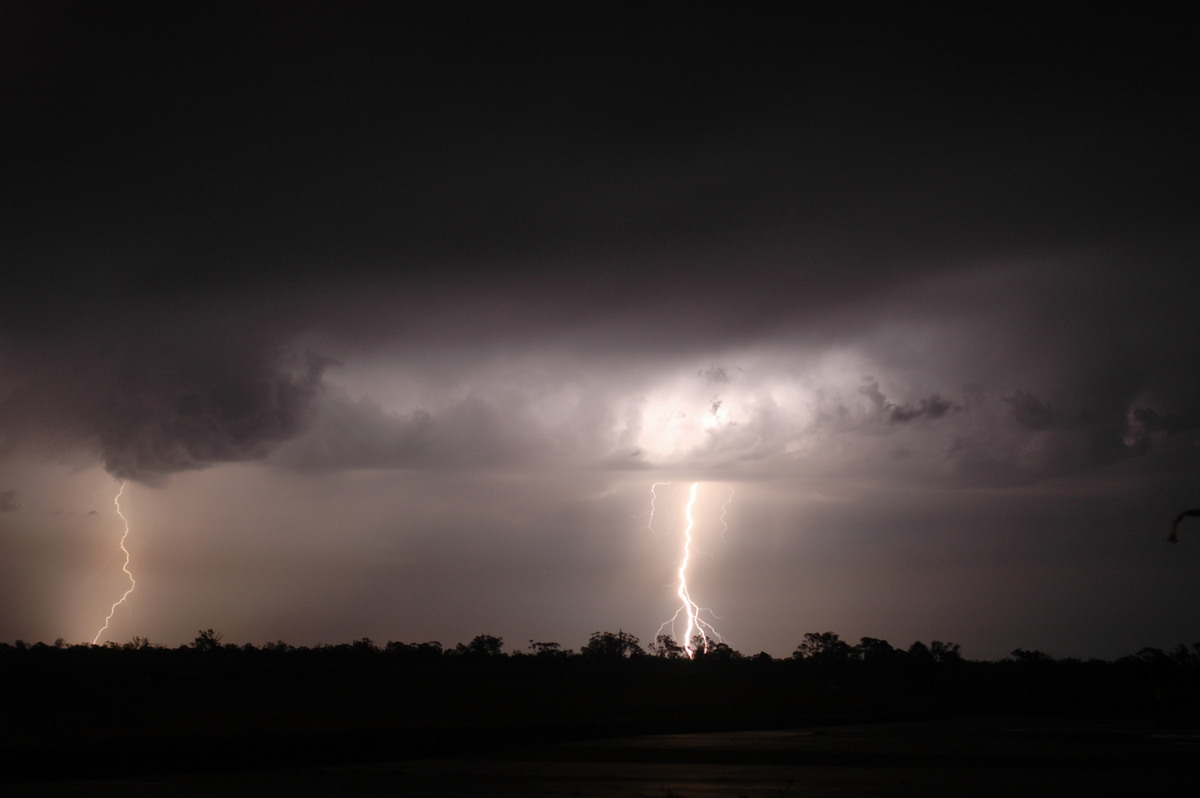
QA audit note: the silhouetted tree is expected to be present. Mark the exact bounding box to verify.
[1009,648,1053,665]
[415,641,443,658]
[1132,647,1169,664]
[459,634,504,657]
[854,637,897,665]
[692,639,741,662]
[581,630,643,659]
[351,637,378,654]
[1170,643,1200,666]
[930,640,963,663]
[191,629,223,652]
[528,640,568,658]
[649,634,686,659]
[794,632,852,665]
[907,640,934,665]
[384,640,444,659]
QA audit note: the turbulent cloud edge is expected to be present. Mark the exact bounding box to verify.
[265,364,1197,488]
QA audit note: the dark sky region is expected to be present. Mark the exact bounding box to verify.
[2,1,1198,660]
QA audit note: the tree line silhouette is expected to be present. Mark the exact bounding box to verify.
[5,628,1198,784]
[6,628,1198,669]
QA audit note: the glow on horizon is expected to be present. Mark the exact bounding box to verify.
[92,481,136,645]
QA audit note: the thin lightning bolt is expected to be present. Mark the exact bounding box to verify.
[643,481,672,535]
[93,481,136,645]
[719,485,734,542]
[652,481,725,658]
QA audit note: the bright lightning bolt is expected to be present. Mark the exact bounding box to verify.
[674,482,706,656]
[92,481,136,645]
[652,481,726,659]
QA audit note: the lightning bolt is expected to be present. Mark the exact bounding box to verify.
[642,481,672,535]
[93,481,136,645]
[719,484,734,542]
[652,481,726,658]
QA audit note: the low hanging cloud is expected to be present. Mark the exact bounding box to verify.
[887,394,958,424]
[269,388,548,472]
[94,354,327,483]
[857,378,961,425]
[2,247,1197,494]
[0,318,329,486]
[260,348,1163,488]
[1003,390,1061,430]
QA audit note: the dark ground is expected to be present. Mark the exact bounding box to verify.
[5,645,1198,795]
[9,716,1199,797]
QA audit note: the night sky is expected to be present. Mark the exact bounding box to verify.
[3,2,1198,659]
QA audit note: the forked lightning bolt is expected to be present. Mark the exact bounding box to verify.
[673,482,707,655]
[93,481,136,644]
[649,481,726,658]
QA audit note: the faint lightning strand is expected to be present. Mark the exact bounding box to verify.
[642,481,672,535]
[93,481,136,645]
[719,485,734,542]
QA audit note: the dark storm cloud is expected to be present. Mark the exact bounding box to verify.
[887,395,957,425]
[0,4,1196,490]
[1004,391,1060,431]
[6,2,1195,312]
[856,379,960,426]
[0,314,329,484]
[1123,401,1200,460]
[1129,406,1200,436]
[91,352,327,483]
[857,379,888,413]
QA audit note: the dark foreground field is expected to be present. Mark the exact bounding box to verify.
[5,642,1198,795]
[9,717,1200,797]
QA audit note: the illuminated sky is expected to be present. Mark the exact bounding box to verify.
[2,3,1198,659]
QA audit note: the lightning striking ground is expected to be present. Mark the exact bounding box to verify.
[92,481,136,644]
[649,481,726,658]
